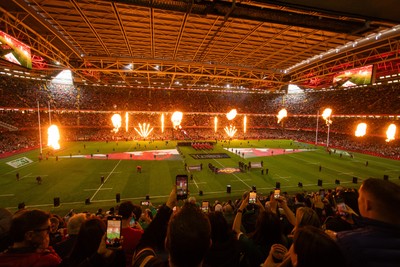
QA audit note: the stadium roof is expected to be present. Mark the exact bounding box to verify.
[1,0,400,91]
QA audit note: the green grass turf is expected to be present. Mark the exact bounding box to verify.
[1,139,399,216]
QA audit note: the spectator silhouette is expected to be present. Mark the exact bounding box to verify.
[133,187,211,267]
[204,211,241,267]
[117,201,144,266]
[60,217,124,267]
[335,178,400,267]
[263,225,345,267]
[234,193,287,267]
[0,209,61,267]
[53,213,86,260]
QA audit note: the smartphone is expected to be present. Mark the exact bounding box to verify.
[249,191,257,204]
[335,196,347,216]
[319,189,325,199]
[129,217,135,228]
[141,201,150,206]
[176,174,188,200]
[274,189,281,199]
[201,201,209,213]
[106,215,122,248]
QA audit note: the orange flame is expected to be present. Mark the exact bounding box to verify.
[134,123,154,138]
[386,124,396,142]
[47,125,60,150]
[322,108,333,125]
[111,114,122,133]
[355,123,367,137]
[277,108,287,123]
[243,115,247,133]
[161,114,164,133]
[171,111,183,129]
[226,109,237,120]
[224,125,237,138]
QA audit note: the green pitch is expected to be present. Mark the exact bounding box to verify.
[1,139,399,216]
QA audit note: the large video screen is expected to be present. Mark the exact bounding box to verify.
[0,31,32,69]
[333,65,373,88]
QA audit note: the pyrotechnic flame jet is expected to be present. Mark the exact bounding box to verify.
[277,108,288,123]
[47,125,60,150]
[161,114,165,133]
[386,124,396,142]
[322,108,333,125]
[134,123,154,138]
[355,123,367,137]
[224,125,237,138]
[171,111,183,130]
[226,109,237,120]
[214,116,218,133]
[111,114,122,133]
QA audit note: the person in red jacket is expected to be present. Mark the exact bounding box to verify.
[118,201,144,267]
[0,209,61,267]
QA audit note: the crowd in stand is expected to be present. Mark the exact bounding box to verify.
[1,74,399,158]
[0,178,399,267]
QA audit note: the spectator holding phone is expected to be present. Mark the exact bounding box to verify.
[60,217,124,267]
[117,201,144,266]
[204,211,241,267]
[270,195,321,239]
[323,191,360,233]
[233,193,287,267]
[335,178,400,267]
[133,186,212,267]
[263,225,345,267]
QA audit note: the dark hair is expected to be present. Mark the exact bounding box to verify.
[294,225,345,267]
[361,178,400,221]
[207,211,232,243]
[68,217,106,263]
[166,202,211,267]
[10,209,50,242]
[132,204,143,221]
[249,210,284,248]
[295,193,305,203]
[118,201,134,219]
[296,207,321,229]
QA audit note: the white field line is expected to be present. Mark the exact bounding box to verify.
[90,160,123,201]
[84,188,113,191]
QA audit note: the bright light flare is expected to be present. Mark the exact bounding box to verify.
[386,124,396,142]
[111,114,122,133]
[134,123,154,138]
[161,114,165,133]
[355,123,367,137]
[47,125,60,150]
[226,109,237,120]
[171,111,183,130]
[277,108,287,123]
[224,125,237,138]
[214,116,218,133]
[125,112,129,132]
[322,108,333,125]
[243,115,247,133]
